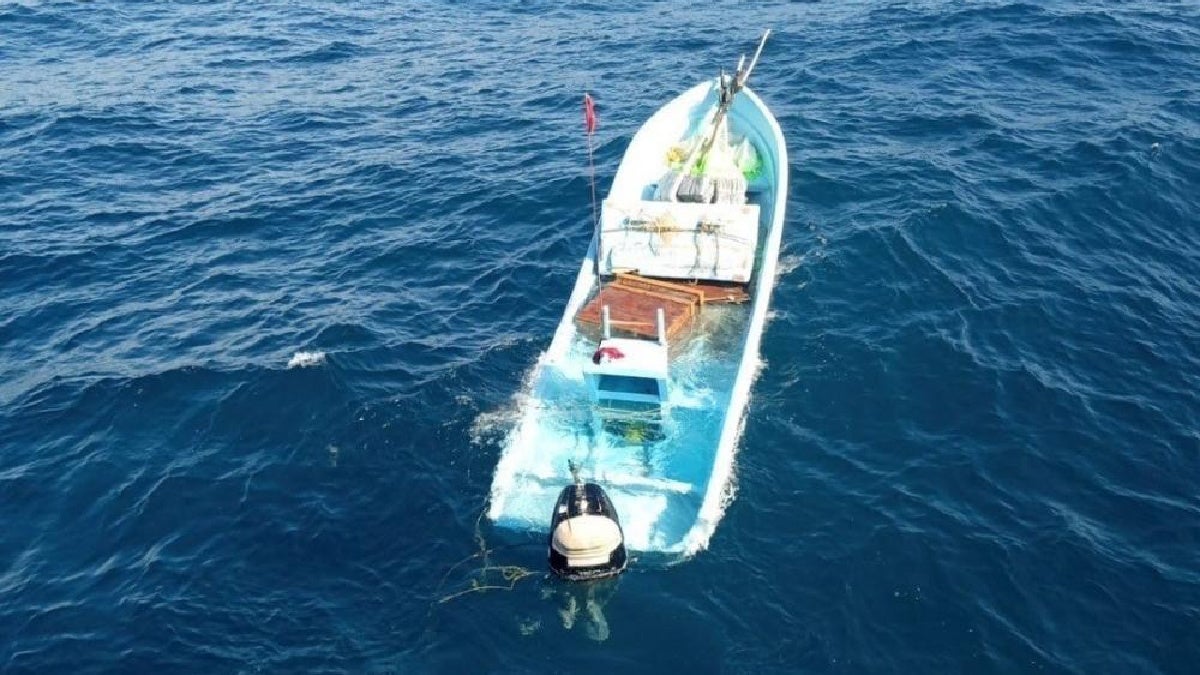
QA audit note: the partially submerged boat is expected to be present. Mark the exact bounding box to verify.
[489,32,788,561]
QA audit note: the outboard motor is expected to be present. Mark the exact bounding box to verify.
[548,472,628,581]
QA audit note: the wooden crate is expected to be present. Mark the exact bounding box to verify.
[575,273,746,340]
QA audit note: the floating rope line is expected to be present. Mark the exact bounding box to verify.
[433,505,536,606]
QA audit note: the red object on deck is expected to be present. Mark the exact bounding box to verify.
[583,93,597,134]
[591,346,624,364]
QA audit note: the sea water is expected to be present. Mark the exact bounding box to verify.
[2,1,1197,672]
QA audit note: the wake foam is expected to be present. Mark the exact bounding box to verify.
[775,253,805,277]
[287,351,326,368]
[469,392,529,447]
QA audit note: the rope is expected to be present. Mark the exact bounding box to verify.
[626,211,678,250]
[604,224,751,247]
[432,503,537,606]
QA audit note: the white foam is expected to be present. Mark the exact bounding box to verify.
[287,350,326,368]
[775,252,805,277]
[597,473,693,494]
[611,493,670,551]
[469,393,528,446]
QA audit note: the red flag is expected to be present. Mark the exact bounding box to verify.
[583,93,597,134]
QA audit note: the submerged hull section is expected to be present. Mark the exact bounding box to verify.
[489,80,788,555]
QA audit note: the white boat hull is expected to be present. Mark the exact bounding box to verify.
[488,79,788,556]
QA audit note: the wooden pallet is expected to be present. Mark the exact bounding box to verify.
[678,279,751,305]
[575,273,748,340]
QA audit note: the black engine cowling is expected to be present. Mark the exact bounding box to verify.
[548,482,628,581]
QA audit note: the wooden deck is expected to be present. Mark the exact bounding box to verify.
[576,273,750,340]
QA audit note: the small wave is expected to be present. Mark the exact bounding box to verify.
[287,351,326,368]
[775,253,805,277]
[279,41,366,65]
[469,391,530,446]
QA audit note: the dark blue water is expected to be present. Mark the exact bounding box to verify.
[3,2,1198,672]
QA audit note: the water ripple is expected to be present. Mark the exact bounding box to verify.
[2,1,1199,672]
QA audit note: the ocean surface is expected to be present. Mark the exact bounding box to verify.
[2,1,1198,672]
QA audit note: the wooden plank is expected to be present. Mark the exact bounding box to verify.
[614,273,706,305]
[682,279,750,304]
[576,282,696,340]
[607,285,697,319]
[614,272,748,305]
[608,320,655,328]
[575,272,747,339]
